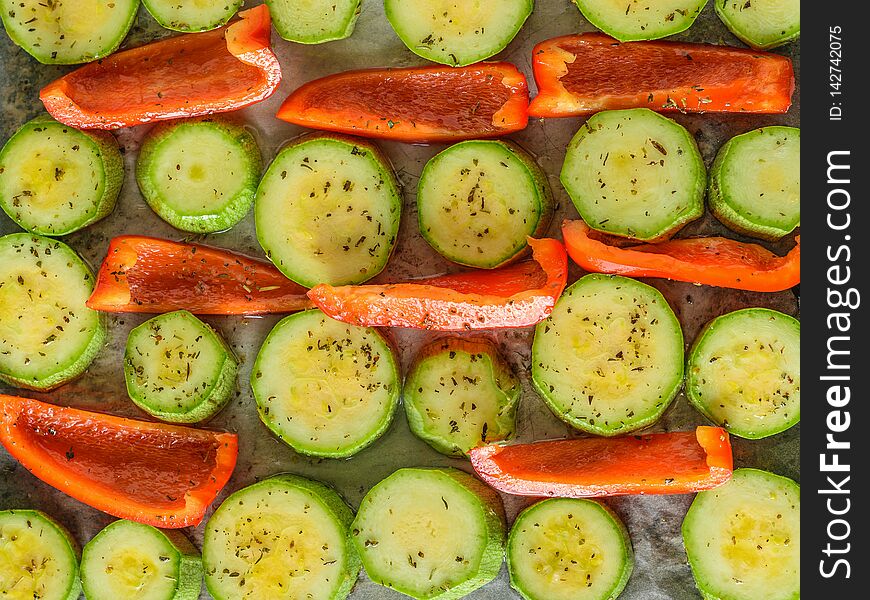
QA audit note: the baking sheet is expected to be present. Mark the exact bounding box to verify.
[0,1,799,598]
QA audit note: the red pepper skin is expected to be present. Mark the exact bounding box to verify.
[87,236,312,315]
[529,33,794,117]
[0,395,238,528]
[276,63,529,143]
[469,427,733,498]
[39,5,281,130]
[307,237,567,330]
[562,220,800,292]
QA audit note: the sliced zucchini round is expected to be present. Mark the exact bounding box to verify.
[0,0,139,64]
[0,509,80,600]
[203,474,360,600]
[716,0,800,50]
[417,140,553,269]
[573,0,708,42]
[682,468,800,600]
[404,337,520,458]
[81,520,201,600]
[251,309,400,458]
[384,0,533,66]
[142,0,243,32]
[687,308,800,440]
[124,310,239,424]
[561,108,705,241]
[266,0,361,44]
[352,468,506,600]
[708,126,800,241]
[0,234,106,391]
[136,118,262,234]
[0,115,122,236]
[255,134,401,287]
[508,499,633,600]
[532,274,684,436]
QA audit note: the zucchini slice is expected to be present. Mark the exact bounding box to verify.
[136,118,262,234]
[687,308,800,440]
[404,337,520,457]
[573,0,708,42]
[507,499,633,600]
[0,0,139,64]
[266,0,361,44]
[715,0,800,50]
[0,115,123,236]
[708,126,800,240]
[124,310,239,424]
[80,520,201,600]
[417,140,553,268]
[561,108,705,241]
[0,509,80,600]
[0,234,106,391]
[352,468,506,600]
[203,474,360,600]
[251,309,401,458]
[532,273,684,436]
[384,0,533,66]
[255,134,401,288]
[682,468,800,600]
[142,0,243,32]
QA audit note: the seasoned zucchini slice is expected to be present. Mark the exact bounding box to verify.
[404,337,520,457]
[203,474,360,600]
[682,468,800,600]
[352,468,506,600]
[508,499,633,600]
[124,310,239,424]
[709,126,800,240]
[561,108,705,241]
[136,118,262,234]
[255,134,401,287]
[251,309,401,458]
[573,0,708,42]
[716,0,800,49]
[385,0,533,66]
[687,308,800,440]
[417,140,553,268]
[0,509,80,600]
[266,0,361,44]
[0,234,105,391]
[143,0,243,32]
[0,0,139,64]
[0,115,122,236]
[81,520,201,600]
[532,274,684,436]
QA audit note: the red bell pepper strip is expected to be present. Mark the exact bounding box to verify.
[276,63,529,143]
[0,395,238,528]
[39,5,281,129]
[86,235,312,315]
[469,426,733,498]
[528,33,794,117]
[562,220,800,292]
[307,237,567,330]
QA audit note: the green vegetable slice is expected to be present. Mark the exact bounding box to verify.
[266,0,361,44]
[715,0,800,49]
[573,0,708,42]
[142,0,243,32]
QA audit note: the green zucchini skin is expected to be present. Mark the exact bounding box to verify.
[142,0,243,32]
[573,0,708,42]
[417,140,553,269]
[715,0,800,50]
[0,0,139,64]
[686,308,800,440]
[0,115,123,236]
[708,126,800,241]
[351,467,506,600]
[136,118,262,234]
[507,499,633,600]
[0,509,81,600]
[0,233,106,391]
[266,0,361,44]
